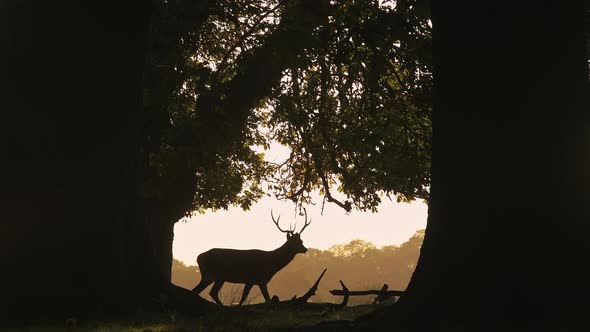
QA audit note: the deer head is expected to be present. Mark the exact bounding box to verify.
[271,208,311,254]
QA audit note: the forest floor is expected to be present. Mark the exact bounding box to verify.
[17,303,382,332]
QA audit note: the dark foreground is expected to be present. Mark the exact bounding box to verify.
[17,303,379,332]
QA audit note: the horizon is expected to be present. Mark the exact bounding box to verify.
[173,193,427,266]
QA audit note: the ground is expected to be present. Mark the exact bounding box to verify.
[21,303,381,331]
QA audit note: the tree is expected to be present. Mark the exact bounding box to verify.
[1,2,163,324]
[141,0,272,284]
[358,2,589,330]
[140,0,335,288]
[3,1,432,323]
[141,0,432,290]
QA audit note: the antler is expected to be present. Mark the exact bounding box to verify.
[298,207,312,234]
[271,210,292,234]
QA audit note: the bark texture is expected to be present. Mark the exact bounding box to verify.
[361,2,589,331]
[0,2,156,325]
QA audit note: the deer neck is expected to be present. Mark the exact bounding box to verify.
[271,242,297,269]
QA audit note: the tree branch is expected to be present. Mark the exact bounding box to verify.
[329,289,403,296]
[213,1,286,83]
[286,268,327,305]
[337,280,349,308]
[193,0,330,157]
[317,164,351,212]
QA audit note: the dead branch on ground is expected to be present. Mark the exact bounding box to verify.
[329,283,403,307]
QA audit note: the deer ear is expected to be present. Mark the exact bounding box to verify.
[286,233,292,239]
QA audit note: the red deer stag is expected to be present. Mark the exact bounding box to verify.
[192,209,312,306]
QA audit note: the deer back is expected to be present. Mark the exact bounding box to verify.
[197,246,299,284]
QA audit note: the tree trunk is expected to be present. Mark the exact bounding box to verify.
[1,2,153,325]
[146,213,178,284]
[366,2,589,331]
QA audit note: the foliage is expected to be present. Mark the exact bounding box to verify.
[328,239,378,257]
[173,229,424,306]
[143,0,432,220]
[265,0,432,211]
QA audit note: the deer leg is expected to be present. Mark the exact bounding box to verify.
[209,280,225,306]
[239,283,253,306]
[258,283,271,303]
[191,277,214,295]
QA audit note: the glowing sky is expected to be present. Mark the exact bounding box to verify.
[172,141,428,266]
[173,194,427,266]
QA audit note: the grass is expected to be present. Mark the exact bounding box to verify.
[14,303,382,332]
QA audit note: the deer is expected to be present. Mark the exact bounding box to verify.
[191,209,312,306]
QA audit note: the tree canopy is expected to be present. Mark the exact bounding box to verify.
[143,0,432,220]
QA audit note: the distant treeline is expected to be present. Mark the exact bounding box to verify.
[172,230,424,305]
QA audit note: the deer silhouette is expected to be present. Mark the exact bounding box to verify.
[191,209,312,306]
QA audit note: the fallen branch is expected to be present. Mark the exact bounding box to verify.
[329,289,403,296]
[247,268,328,307]
[372,283,391,304]
[337,280,349,308]
[329,283,401,307]
[285,268,327,305]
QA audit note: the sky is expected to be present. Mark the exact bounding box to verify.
[173,195,427,266]
[172,141,428,266]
